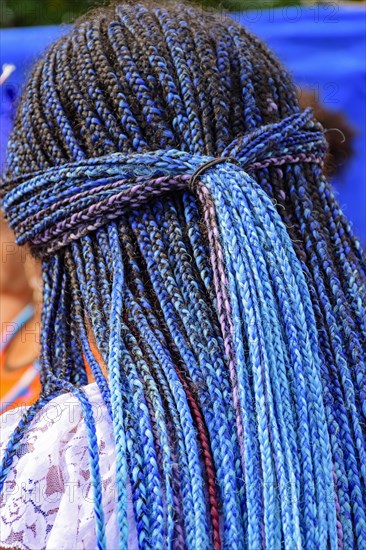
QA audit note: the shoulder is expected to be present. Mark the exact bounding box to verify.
[0,383,121,550]
[0,382,112,462]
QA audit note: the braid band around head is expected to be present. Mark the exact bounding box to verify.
[2,108,326,258]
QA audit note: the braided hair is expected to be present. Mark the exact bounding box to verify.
[1,2,365,549]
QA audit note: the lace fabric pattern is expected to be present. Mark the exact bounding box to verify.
[0,383,137,550]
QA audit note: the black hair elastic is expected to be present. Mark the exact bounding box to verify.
[189,156,241,191]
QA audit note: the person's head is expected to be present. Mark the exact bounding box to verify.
[2,0,319,388]
[2,0,311,386]
[1,3,365,549]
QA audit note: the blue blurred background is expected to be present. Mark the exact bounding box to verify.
[1,5,365,242]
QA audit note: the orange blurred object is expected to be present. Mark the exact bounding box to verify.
[0,304,41,414]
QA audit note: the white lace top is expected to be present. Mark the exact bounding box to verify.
[0,383,138,549]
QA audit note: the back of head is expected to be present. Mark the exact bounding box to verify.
[3,0,298,177]
[1,3,366,549]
